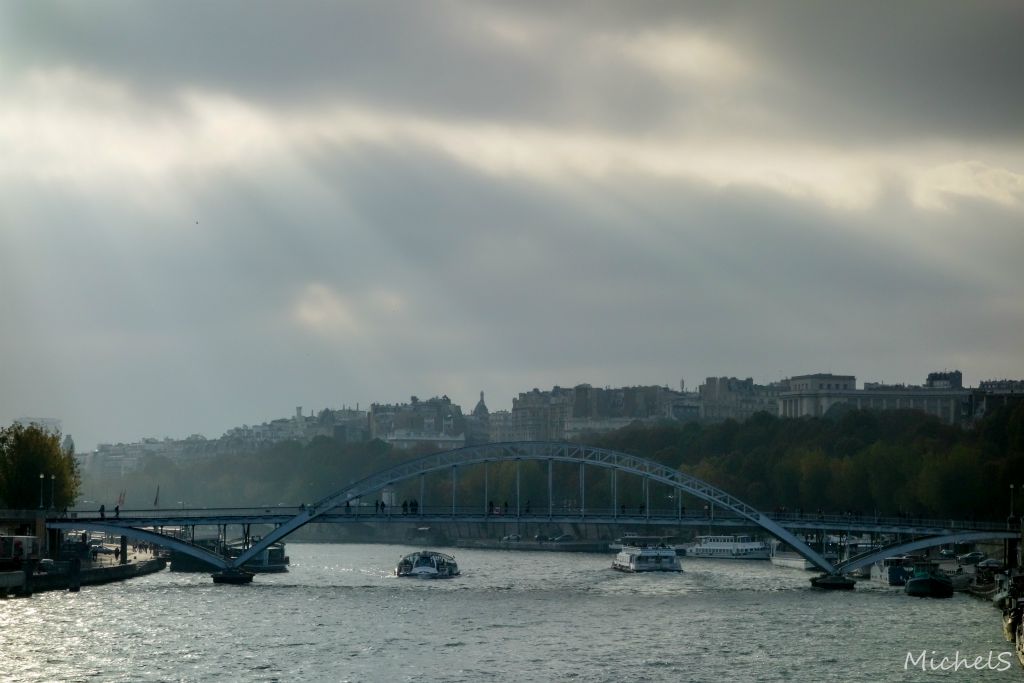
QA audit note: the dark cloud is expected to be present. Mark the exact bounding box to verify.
[1,1,1022,450]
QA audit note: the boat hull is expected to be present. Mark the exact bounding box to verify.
[905,576,954,599]
[211,569,254,584]
[810,574,856,590]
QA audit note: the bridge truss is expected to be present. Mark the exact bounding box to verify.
[48,442,1016,581]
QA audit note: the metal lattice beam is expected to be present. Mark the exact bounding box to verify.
[231,441,838,572]
[47,521,230,569]
[836,531,1018,574]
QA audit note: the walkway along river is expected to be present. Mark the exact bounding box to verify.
[0,543,1017,682]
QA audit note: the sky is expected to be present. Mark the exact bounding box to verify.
[1,1,1022,452]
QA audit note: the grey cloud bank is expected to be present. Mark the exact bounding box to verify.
[1,1,1021,451]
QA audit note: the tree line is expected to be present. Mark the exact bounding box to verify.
[0,423,81,510]
[77,400,1024,521]
[586,401,1024,520]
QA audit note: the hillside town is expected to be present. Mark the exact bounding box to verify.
[59,371,1023,481]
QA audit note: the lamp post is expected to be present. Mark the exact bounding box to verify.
[39,473,44,508]
[50,474,56,509]
[1012,484,1016,519]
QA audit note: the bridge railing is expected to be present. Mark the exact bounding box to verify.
[55,506,1015,532]
[765,511,1013,531]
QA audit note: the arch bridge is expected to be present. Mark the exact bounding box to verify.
[48,442,1016,581]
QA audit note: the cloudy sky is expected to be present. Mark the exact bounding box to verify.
[2,1,1022,451]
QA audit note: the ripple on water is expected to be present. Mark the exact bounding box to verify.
[1,544,1014,682]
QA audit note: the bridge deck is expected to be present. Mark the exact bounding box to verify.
[50,509,1011,538]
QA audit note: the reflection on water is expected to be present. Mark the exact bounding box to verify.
[0,544,1013,682]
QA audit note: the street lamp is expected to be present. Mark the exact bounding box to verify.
[50,474,56,509]
[39,473,44,509]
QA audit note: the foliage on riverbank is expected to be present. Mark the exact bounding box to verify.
[587,401,1024,520]
[0,423,80,509]
[79,401,1024,521]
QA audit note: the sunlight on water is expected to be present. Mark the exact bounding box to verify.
[1,544,1015,682]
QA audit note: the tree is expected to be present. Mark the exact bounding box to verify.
[0,423,81,510]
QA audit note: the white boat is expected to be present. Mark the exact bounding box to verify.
[685,535,769,560]
[608,534,683,555]
[769,540,838,570]
[396,550,460,579]
[612,544,681,573]
[770,540,815,570]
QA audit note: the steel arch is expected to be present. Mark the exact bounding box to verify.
[232,441,838,572]
[836,531,1017,575]
[47,520,230,569]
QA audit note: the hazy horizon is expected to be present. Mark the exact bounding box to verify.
[3,1,1022,453]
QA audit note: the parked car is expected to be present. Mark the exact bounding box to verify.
[976,558,1003,569]
[938,549,955,558]
[552,534,575,542]
[533,534,549,542]
[957,551,985,565]
[501,534,521,542]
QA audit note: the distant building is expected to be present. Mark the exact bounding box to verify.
[778,372,971,425]
[511,383,685,440]
[81,406,371,478]
[370,395,466,451]
[926,370,963,389]
[464,391,491,445]
[699,377,786,421]
[488,410,514,442]
[979,379,1024,395]
[511,388,572,441]
[778,374,856,419]
[976,378,1024,413]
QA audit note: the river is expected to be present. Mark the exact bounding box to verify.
[0,543,1016,682]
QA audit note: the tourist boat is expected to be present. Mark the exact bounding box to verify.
[612,544,682,573]
[171,538,289,573]
[685,535,769,560]
[226,540,289,573]
[872,556,914,586]
[395,550,460,578]
[608,534,683,555]
[904,563,954,598]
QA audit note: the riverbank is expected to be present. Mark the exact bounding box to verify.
[1,557,167,597]
[454,538,609,552]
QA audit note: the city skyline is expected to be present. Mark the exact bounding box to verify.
[2,2,1022,454]
[51,368,1019,453]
